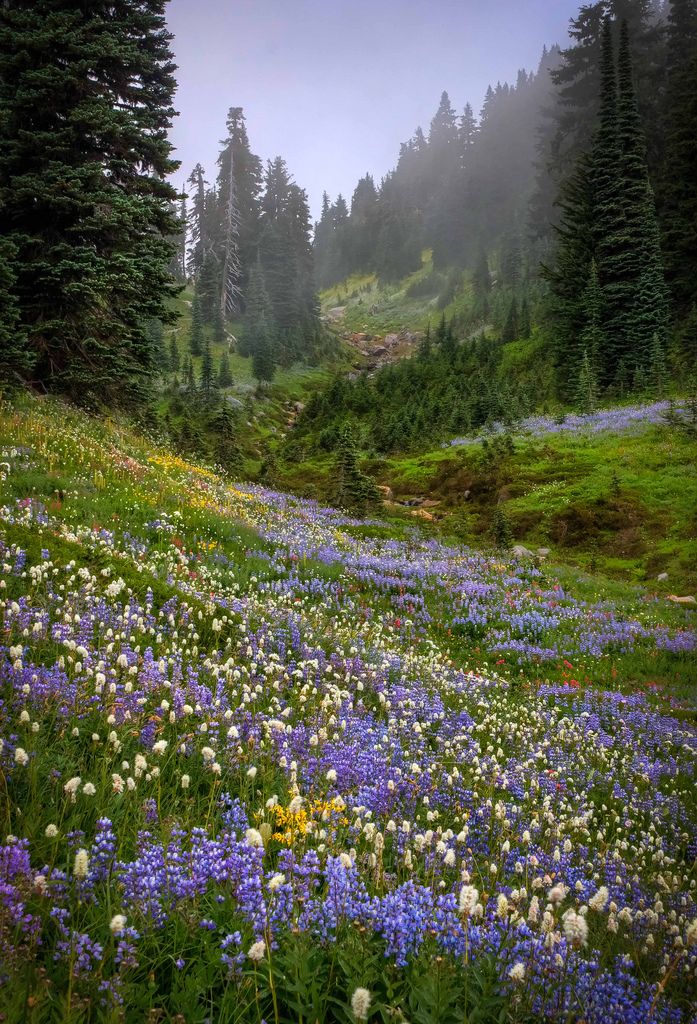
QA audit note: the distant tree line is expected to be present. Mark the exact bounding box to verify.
[314,0,697,406]
[183,110,322,382]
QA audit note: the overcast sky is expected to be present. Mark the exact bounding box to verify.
[166,0,581,220]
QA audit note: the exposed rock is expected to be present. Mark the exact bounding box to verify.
[537,547,551,558]
[463,489,471,500]
[421,499,441,509]
[657,572,669,582]
[512,544,535,559]
[377,485,394,500]
[411,508,435,522]
[326,306,346,321]
[666,594,696,605]
[384,333,400,348]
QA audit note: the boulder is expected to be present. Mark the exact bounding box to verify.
[384,333,400,348]
[537,547,551,558]
[377,485,394,500]
[411,509,435,522]
[327,306,346,321]
[512,545,535,559]
[463,489,471,500]
[666,595,696,605]
[657,572,669,582]
[421,499,441,509]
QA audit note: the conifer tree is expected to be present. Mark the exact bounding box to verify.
[186,164,209,278]
[579,259,605,372]
[169,335,180,377]
[199,338,216,403]
[473,247,492,296]
[189,291,204,357]
[418,323,432,361]
[576,349,599,412]
[591,17,630,380]
[242,262,276,382]
[198,251,222,327]
[0,237,29,385]
[502,297,519,343]
[493,504,513,549]
[218,351,233,388]
[213,402,243,475]
[184,356,196,396]
[0,0,181,403]
[657,0,697,316]
[616,20,669,369]
[334,424,378,516]
[649,331,667,398]
[212,301,226,345]
[519,297,532,339]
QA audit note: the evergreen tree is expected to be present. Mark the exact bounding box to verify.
[616,20,669,369]
[199,338,216,403]
[0,0,181,403]
[189,290,204,356]
[184,356,196,396]
[649,331,667,397]
[213,402,243,475]
[501,297,519,343]
[576,348,599,412]
[242,261,276,382]
[168,335,180,376]
[492,504,513,549]
[579,259,605,372]
[186,164,209,278]
[215,108,263,315]
[0,237,29,385]
[418,323,432,361]
[334,424,378,516]
[519,297,532,339]
[212,300,226,345]
[218,351,233,388]
[473,247,492,296]
[198,251,222,327]
[591,17,630,381]
[657,0,697,315]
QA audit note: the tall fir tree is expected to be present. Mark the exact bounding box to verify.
[616,20,669,369]
[199,338,216,403]
[215,108,262,316]
[0,237,29,385]
[0,0,181,403]
[186,164,209,278]
[658,0,697,318]
[189,290,204,356]
[242,261,276,382]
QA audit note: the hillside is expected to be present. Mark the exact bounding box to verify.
[1,394,695,1021]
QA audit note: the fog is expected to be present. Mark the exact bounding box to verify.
[166,0,581,217]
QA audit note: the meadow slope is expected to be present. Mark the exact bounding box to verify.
[0,396,695,1023]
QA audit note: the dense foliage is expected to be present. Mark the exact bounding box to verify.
[293,319,548,456]
[0,0,181,404]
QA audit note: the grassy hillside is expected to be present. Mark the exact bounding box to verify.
[278,402,697,592]
[0,393,695,1022]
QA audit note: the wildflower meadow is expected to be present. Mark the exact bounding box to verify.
[0,397,695,1023]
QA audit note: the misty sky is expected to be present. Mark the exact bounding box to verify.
[166,0,581,220]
